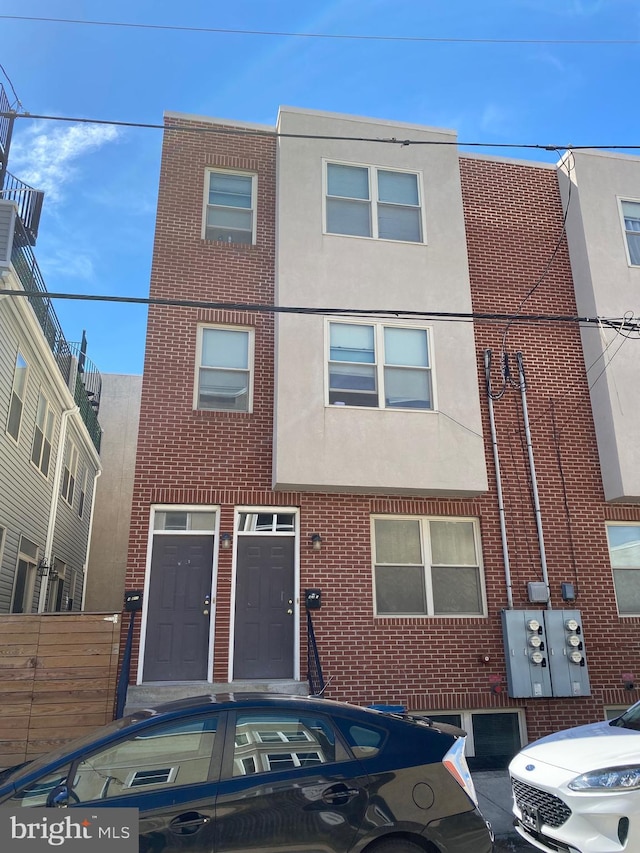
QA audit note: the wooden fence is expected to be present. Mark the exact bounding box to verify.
[0,612,121,769]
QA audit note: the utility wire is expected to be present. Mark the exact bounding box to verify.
[2,14,640,46]
[2,288,638,332]
[0,62,24,111]
[0,110,638,153]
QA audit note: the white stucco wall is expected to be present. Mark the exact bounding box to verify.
[273,108,487,496]
[559,150,640,502]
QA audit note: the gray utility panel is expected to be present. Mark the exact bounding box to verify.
[501,609,590,698]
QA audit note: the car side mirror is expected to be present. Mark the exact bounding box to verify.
[47,784,74,808]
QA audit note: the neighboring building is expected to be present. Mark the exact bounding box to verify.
[122,106,640,767]
[0,90,103,614]
[84,374,142,613]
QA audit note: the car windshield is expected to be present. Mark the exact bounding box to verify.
[610,703,640,730]
[0,710,155,786]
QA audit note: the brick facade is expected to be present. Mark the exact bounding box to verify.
[124,116,640,749]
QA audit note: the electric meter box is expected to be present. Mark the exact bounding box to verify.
[502,609,553,698]
[501,609,590,699]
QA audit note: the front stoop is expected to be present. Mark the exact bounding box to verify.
[123,680,310,714]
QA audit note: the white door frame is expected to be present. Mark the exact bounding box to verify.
[228,506,300,683]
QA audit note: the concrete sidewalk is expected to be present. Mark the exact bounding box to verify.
[472,770,532,851]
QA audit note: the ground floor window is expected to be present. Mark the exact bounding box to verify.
[423,710,525,770]
[372,515,486,616]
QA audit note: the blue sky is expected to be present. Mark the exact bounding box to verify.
[2,0,638,374]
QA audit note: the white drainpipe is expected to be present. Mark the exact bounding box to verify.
[37,405,78,613]
[81,467,102,610]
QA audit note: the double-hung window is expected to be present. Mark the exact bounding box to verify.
[326,162,423,242]
[31,391,54,477]
[7,351,28,442]
[61,441,78,506]
[196,325,253,412]
[328,321,432,409]
[621,200,640,265]
[373,516,485,616]
[606,523,640,615]
[204,169,256,245]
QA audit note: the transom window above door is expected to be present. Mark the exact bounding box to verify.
[328,321,433,410]
[238,512,296,532]
[325,162,424,243]
[204,169,257,245]
[196,325,254,412]
[153,510,217,532]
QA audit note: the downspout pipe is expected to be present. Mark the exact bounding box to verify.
[484,350,514,609]
[516,351,552,609]
[37,405,78,613]
[81,467,102,611]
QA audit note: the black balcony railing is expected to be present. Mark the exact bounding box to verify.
[1,171,44,245]
[10,216,102,452]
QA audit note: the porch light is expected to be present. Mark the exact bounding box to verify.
[311,534,322,552]
[220,533,232,550]
[37,559,58,580]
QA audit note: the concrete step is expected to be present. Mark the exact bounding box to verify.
[124,679,310,714]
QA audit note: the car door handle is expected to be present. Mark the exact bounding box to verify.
[321,783,361,805]
[169,812,212,834]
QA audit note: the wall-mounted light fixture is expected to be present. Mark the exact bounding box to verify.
[310,533,322,552]
[220,532,232,550]
[37,559,58,580]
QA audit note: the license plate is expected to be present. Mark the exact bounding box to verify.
[520,803,540,832]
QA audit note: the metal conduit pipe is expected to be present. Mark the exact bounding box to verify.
[516,351,552,609]
[484,350,514,609]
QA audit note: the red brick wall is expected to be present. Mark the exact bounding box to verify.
[124,121,640,744]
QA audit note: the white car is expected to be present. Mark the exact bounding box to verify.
[509,703,640,853]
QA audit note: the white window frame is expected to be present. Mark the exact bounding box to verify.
[194,324,255,413]
[30,390,55,477]
[61,441,79,506]
[202,168,257,245]
[618,197,640,267]
[606,521,640,615]
[323,160,426,243]
[7,350,28,443]
[326,319,435,411]
[371,515,486,617]
[10,536,39,614]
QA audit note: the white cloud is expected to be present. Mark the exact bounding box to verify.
[9,122,120,203]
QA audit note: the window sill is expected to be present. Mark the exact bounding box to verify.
[201,238,258,250]
[323,231,427,247]
[327,403,435,413]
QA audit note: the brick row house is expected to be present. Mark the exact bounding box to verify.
[122,107,640,768]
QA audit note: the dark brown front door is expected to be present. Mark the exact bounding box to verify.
[234,536,295,679]
[143,534,214,681]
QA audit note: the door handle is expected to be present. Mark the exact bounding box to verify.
[287,608,293,615]
[321,783,361,805]
[169,812,211,835]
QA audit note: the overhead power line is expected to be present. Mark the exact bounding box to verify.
[2,288,638,333]
[1,110,638,153]
[1,14,640,46]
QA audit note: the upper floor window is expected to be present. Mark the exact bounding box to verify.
[621,200,640,265]
[196,325,253,412]
[606,523,640,615]
[31,391,54,477]
[325,162,424,243]
[203,169,257,245]
[328,321,433,410]
[7,351,28,442]
[78,466,88,518]
[61,441,78,506]
[372,516,485,617]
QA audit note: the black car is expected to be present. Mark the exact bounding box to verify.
[0,694,493,853]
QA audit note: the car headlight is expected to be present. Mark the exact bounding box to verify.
[569,766,640,790]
